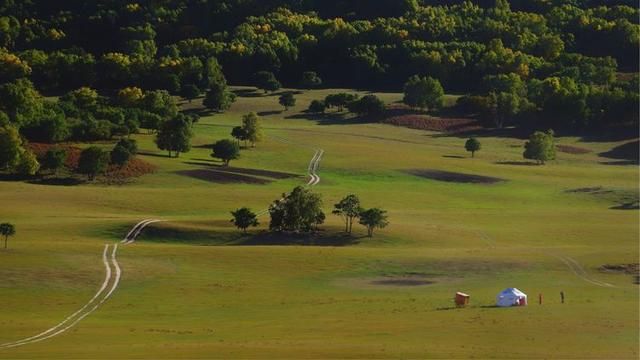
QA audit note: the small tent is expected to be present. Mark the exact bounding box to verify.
[496,288,527,307]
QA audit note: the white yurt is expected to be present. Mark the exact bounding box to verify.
[496,288,528,307]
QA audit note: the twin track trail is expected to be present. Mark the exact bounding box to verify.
[0,244,121,349]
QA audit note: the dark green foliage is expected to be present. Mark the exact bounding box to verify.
[181,84,201,102]
[77,146,108,180]
[110,144,131,167]
[465,137,481,158]
[347,95,385,117]
[278,92,296,110]
[0,222,15,249]
[15,149,39,175]
[332,194,362,234]
[41,148,67,173]
[523,130,556,164]
[231,126,249,146]
[230,207,259,233]
[269,186,325,233]
[203,82,236,111]
[308,99,326,113]
[253,71,281,93]
[116,138,138,155]
[325,93,358,112]
[301,71,322,88]
[403,75,444,110]
[0,125,22,170]
[155,114,193,157]
[359,208,389,237]
[211,139,240,166]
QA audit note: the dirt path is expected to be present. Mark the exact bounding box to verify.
[0,244,121,349]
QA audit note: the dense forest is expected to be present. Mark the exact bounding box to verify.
[0,0,638,147]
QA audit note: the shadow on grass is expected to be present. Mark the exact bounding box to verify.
[442,155,465,159]
[237,231,363,246]
[138,151,172,158]
[598,140,639,164]
[28,177,84,186]
[494,161,539,166]
[258,110,283,117]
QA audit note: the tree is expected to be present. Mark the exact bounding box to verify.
[465,137,481,158]
[0,222,15,249]
[181,84,201,103]
[203,81,236,112]
[301,71,322,89]
[116,138,137,155]
[308,100,326,114]
[155,114,193,157]
[42,148,67,174]
[231,126,249,147]
[492,92,521,128]
[0,125,23,170]
[110,144,131,167]
[77,146,108,180]
[241,112,263,147]
[347,95,385,117]
[403,75,444,110]
[253,71,281,93]
[359,208,389,237]
[332,194,362,234]
[279,92,296,111]
[269,186,325,232]
[230,207,259,233]
[211,139,240,166]
[523,130,556,164]
[16,149,40,175]
[142,90,178,120]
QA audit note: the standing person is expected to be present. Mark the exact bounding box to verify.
[560,291,565,304]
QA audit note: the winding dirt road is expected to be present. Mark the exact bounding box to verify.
[0,244,121,349]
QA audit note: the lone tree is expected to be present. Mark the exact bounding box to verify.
[253,71,281,93]
[155,114,193,157]
[333,194,363,234]
[301,71,322,89]
[241,112,263,147]
[359,208,389,237]
[0,222,15,249]
[308,99,326,114]
[523,129,556,164]
[230,207,259,233]
[41,148,67,175]
[110,144,131,167]
[269,186,325,232]
[211,139,240,166]
[231,126,249,147]
[465,137,481,158]
[78,146,109,180]
[279,92,296,111]
[403,75,444,110]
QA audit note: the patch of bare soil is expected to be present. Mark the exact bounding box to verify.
[557,144,592,154]
[406,169,505,184]
[384,115,482,133]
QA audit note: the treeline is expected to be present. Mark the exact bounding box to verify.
[0,0,637,134]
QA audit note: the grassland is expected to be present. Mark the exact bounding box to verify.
[0,88,638,358]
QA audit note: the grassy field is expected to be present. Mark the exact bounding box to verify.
[0,87,638,358]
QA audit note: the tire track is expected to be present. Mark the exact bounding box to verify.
[1,244,121,349]
[122,219,165,245]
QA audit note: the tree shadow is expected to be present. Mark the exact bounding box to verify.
[494,161,539,166]
[175,169,272,185]
[28,177,84,186]
[238,231,362,246]
[257,110,283,117]
[442,155,465,159]
[597,140,639,163]
[138,151,172,158]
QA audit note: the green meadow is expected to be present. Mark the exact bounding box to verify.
[0,88,638,358]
